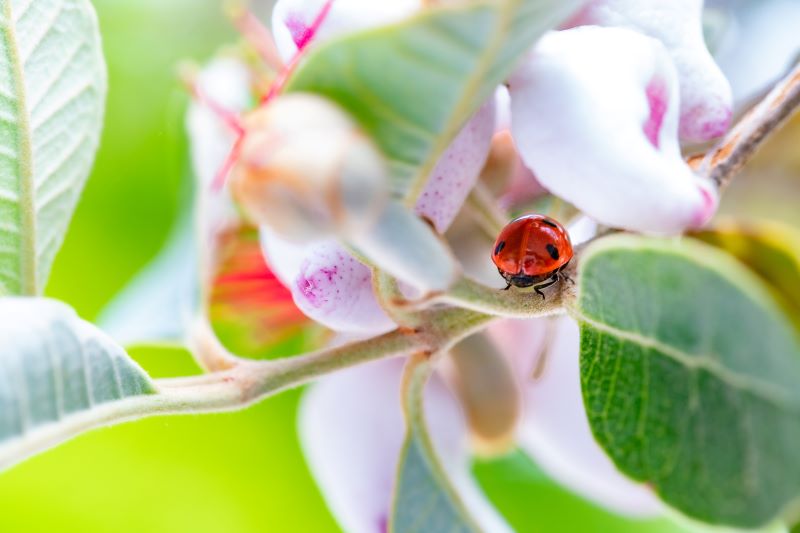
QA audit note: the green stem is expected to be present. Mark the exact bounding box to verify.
[439,275,571,319]
[0,307,493,472]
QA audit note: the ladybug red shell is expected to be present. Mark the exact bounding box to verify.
[491,214,574,298]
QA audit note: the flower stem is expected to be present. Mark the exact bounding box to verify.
[696,61,800,190]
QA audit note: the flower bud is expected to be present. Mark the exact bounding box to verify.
[232,93,390,242]
[509,27,717,235]
[570,0,733,142]
[261,229,396,334]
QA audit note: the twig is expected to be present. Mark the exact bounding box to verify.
[697,61,800,190]
[0,308,494,472]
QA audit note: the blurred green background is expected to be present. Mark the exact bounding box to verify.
[0,1,795,531]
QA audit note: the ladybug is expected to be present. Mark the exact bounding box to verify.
[491,214,574,298]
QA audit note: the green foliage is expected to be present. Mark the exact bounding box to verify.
[47,0,231,318]
[0,0,106,295]
[575,235,800,528]
[0,297,154,469]
[0,346,342,533]
[286,0,579,199]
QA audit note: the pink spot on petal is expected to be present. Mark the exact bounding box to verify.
[679,103,732,142]
[643,78,668,149]
[285,0,335,51]
[286,16,311,49]
[296,272,325,308]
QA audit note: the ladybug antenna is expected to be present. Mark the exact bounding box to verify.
[260,0,336,104]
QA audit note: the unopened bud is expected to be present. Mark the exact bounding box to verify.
[232,93,390,242]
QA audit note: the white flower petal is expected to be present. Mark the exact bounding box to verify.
[509,27,717,235]
[488,317,664,518]
[521,317,664,517]
[187,58,252,189]
[572,0,733,142]
[415,99,496,233]
[272,0,422,63]
[186,57,253,246]
[299,357,511,533]
[272,1,495,237]
[261,230,395,334]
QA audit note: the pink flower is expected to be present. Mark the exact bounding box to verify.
[271,0,422,63]
[260,228,395,334]
[297,217,663,531]
[488,317,664,517]
[299,318,664,531]
[569,0,733,143]
[509,27,718,235]
[299,357,514,533]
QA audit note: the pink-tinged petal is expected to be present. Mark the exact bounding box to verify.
[488,317,664,517]
[186,59,253,244]
[299,358,512,533]
[187,58,252,191]
[415,99,496,233]
[643,77,668,148]
[261,230,395,334]
[571,0,733,143]
[488,88,546,207]
[272,0,422,64]
[509,27,718,235]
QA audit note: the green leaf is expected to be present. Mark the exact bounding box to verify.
[0,0,107,295]
[0,297,155,471]
[391,353,481,533]
[285,0,578,200]
[573,235,800,528]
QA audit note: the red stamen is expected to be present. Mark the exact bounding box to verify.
[297,0,335,50]
[212,133,246,191]
[231,9,284,70]
[192,86,245,136]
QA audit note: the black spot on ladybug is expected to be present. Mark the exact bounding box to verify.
[541,218,558,228]
[494,241,506,256]
[546,243,559,260]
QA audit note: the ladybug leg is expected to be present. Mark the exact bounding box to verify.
[533,275,559,300]
[560,270,575,285]
[503,281,512,291]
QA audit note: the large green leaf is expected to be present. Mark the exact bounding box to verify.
[0,0,106,295]
[0,297,154,471]
[573,235,800,528]
[285,0,578,200]
[391,354,481,533]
